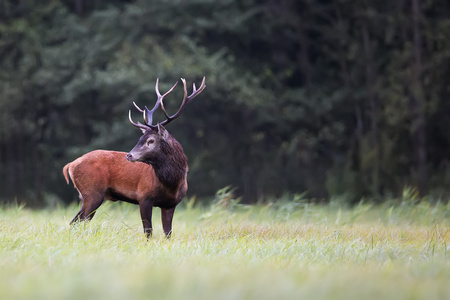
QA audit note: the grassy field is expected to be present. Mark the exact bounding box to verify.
[0,198,449,300]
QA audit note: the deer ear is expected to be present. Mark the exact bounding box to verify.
[157,123,169,139]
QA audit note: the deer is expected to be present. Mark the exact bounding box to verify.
[63,77,206,238]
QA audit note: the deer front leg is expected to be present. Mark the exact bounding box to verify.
[161,207,175,239]
[139,200,153,238]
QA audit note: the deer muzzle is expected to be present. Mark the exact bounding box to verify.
[126,153,135,162]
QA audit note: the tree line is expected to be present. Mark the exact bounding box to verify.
[1,0,450,205]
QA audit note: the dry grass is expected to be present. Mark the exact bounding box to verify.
[0,200,448,299]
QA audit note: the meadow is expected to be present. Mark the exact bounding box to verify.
[0,196,448,300]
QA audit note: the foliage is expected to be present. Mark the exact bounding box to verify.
[1,0,450,204]
[0,200,449,299]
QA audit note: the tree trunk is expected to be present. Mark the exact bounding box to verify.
[362,18,380,195]
[74,0,83,15]
[411,0,427,195]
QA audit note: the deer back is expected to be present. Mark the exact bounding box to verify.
[64,150,162,202]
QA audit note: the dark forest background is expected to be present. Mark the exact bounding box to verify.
[1,0,450,206]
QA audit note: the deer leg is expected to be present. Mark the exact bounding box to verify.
[139,201,153,238]
[70,192,104,225]
[70,209,84,225]
[161,207,175,239]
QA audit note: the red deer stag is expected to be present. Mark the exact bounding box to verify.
[63,77,206,238]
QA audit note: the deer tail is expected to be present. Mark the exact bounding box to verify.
[63,163,71,185]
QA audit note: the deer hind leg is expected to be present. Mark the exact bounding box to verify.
[70,191,104,225]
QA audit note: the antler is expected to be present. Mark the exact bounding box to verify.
[159,76,206,126]
[129,79,178,130]
[129,77,206,130]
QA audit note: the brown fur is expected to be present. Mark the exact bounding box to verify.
[63,164,70,185]
[64,149,187,238]
[65,77,205,238]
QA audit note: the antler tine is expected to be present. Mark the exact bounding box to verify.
[128,109,150,131]
[186,76,206,103]
[144,78,178,126]
[159,76,206,127]
[133,102,144,112]
[132,102,150,125]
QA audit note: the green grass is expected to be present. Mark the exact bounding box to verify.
[0,200,449,300]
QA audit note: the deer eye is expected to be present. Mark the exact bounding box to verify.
[147,139,155,146]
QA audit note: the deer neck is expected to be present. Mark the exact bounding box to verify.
[148,140,187,191]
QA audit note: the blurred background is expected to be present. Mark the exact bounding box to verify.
[1,0,450,206]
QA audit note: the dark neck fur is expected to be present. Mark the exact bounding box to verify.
[148,138,187,191]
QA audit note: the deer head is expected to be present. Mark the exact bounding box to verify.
[126,77,206,164]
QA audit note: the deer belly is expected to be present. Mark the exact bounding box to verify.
[105,188,139,205]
